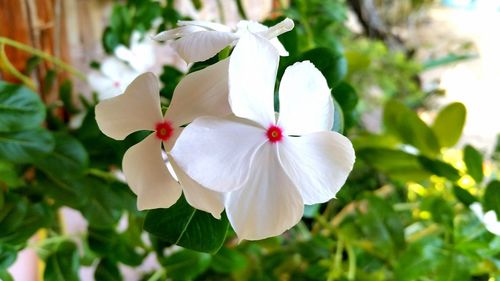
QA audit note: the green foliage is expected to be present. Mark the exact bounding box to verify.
[1,0,499,280]
[144,196,229,253]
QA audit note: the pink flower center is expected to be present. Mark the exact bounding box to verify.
[113,81,120,88]
[155,121,174,141]
[266,125,283,143]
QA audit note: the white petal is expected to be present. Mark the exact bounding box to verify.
[95,72,163,140]
[178,20,232,32]
[483,211,500,235]
[101,57,129,79]
[228,33,278,127]
[270,38,289,56]
[165,59,232,126]
[88,72,116,99]
[277,61,334,135]
[278,131,355,205]
[171,31,237,63]
[225,144,304,240]
[169,158,225,219]
[114,45,133,63]
[123,134,182,210]
[170,116,266,193]
[152,25,205,41]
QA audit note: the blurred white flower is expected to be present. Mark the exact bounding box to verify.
[153,18,293,63]
[88,57,140,100]
[95,72,231,218]
[115,32,155,72]
[470,202,500,235]
[171,33,355,240]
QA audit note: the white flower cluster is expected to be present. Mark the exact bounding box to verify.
[95,19,355,241]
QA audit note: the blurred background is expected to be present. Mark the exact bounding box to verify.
[1,0,500,280]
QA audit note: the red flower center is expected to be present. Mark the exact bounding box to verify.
[266,125,283,143]
[155,121,174,141]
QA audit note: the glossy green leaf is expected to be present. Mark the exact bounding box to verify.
[211,247,247,273]
[81,179,123,229]
[453,186,476,206]
[418,156,461,181]
[432,102,466,148]
[463,144,484,183]
[299,47,347,87]
[144,196,229,253]
[0,82,45,132]
[0,195,28,235]
[35,176,89,209]
[384,99,440,155]
[161,250,211,280]
[483,180,500,217]
[43,240,80,281]
[88,228,144,266]
[0,202,53,245]
[35,133,89,178]
[0,128,54,163]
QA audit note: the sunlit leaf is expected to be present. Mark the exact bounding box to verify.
[432,102,466,148]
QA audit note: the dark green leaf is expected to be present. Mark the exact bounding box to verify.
[483,180,500,218]
[161,250,211,280]
[43,69,57,95]
[332,97,344,133]
[88,228,144,266]
[0,160,23,187]
[384,99,440,155]
[453,186,476,206]
[0,202,53,245]
[35,176,89,208]
[418,156,461,181]
[0,244,17,269]
[59,79,79,114]
[94,258,123,281]
[80,179,123,229]
[211,247,247,273]
[35,133,88,178]
[0,195,28,235]
[0,82,45,131]
[159,65,184,100]
[432,102,466,148]
[144,196,229,253]
[0,128,54,163]
[43,240,80,281]
[463,144,483,183]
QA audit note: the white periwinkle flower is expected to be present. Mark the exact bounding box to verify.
[171,33,355,240]
[470,202,500,235]
[153,18,294,63]
[115,32,155,72]
[88,57,140,100]
[95,69,232,218]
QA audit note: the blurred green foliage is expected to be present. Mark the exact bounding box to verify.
[0,0,497,280]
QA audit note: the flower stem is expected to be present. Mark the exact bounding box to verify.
[0,42,36,89]
[327,237,344,281]
[0,37,86,81]
[346,242,356,280]
[235,0,248,20]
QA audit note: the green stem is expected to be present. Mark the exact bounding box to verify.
[327,237,344,281]
[147,269,166,281]
[87,168,120,182]
[235,0,248,19]
[0,37,86,81]
[0,43,36,89]
[346,242,356,280]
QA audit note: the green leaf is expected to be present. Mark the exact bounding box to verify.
[432,102,466,148]
[88,228,144,266]
[394,235,444,281]
[384,99,440,155]
[423,53,477,70]
[59,79,78,114]
[0,82,45,132]
[418,156,461,181]
[144,196,229,253]
[94,258,123,281]
[358,148,432,181]
[211,247,247,273]
[0,195,28,235]
[43,240,80,281]
[35,176,89,209]
[483,180,500,218]
[0,202,53,245]
[0,244,17,269]
[453,186,476,206]
[0,160,23,187]
[35,133,88,178]
[0,128,54,163]
[299,47,347,87]
[0,270,13,281]
[80,179,123,229]
[463,144,484,183]
[161,250,211,280]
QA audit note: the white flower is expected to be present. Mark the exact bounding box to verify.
[88,57,140,100]
[171,33,355,240]
[115,32,155,72]
[153,18,294,63]
[95,68,232,218]
[470,202,500,235]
